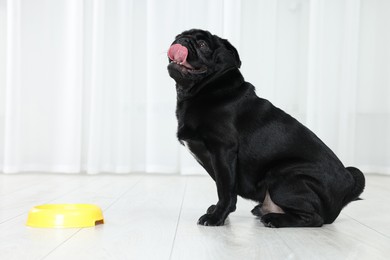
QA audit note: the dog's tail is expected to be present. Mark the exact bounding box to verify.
[343,166,365,205]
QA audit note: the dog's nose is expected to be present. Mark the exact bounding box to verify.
[168,44,188,63]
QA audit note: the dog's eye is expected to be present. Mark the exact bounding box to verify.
[197,40,207,48]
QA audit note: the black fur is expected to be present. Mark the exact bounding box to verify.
[167,29,365,227]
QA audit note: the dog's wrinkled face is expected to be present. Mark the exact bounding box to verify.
[167,29,241,87]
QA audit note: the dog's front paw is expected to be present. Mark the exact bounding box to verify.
[197,213,226,226]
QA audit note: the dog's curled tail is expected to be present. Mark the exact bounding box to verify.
[343,166,365,205]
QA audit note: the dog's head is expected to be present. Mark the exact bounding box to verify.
[167,29,241,88]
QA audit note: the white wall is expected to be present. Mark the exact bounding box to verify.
[356,0,390,173]
[0,0,389,174]
[0,0,6,165]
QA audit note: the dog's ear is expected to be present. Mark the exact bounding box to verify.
[220,38,241,69]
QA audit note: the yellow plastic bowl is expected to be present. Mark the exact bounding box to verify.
[26,204,104,228]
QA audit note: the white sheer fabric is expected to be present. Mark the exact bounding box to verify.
[0,0,389,174]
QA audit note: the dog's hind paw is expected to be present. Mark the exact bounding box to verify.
[261,214,279,228]
[251,204,263,217]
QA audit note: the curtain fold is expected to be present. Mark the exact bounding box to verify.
[0,0,389,174]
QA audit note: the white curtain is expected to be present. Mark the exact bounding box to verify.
[0,0,389,175]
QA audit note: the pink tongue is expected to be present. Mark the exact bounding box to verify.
[168,44,188,63]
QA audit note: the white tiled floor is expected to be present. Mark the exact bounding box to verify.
[0,173,389,260]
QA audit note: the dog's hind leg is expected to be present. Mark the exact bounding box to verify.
[259,187,325,228]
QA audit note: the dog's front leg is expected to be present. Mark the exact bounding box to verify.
[198,146,237,226]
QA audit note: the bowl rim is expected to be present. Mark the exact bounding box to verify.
[26,203,104,228]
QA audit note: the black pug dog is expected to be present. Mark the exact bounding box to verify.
[167,29,365,227]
